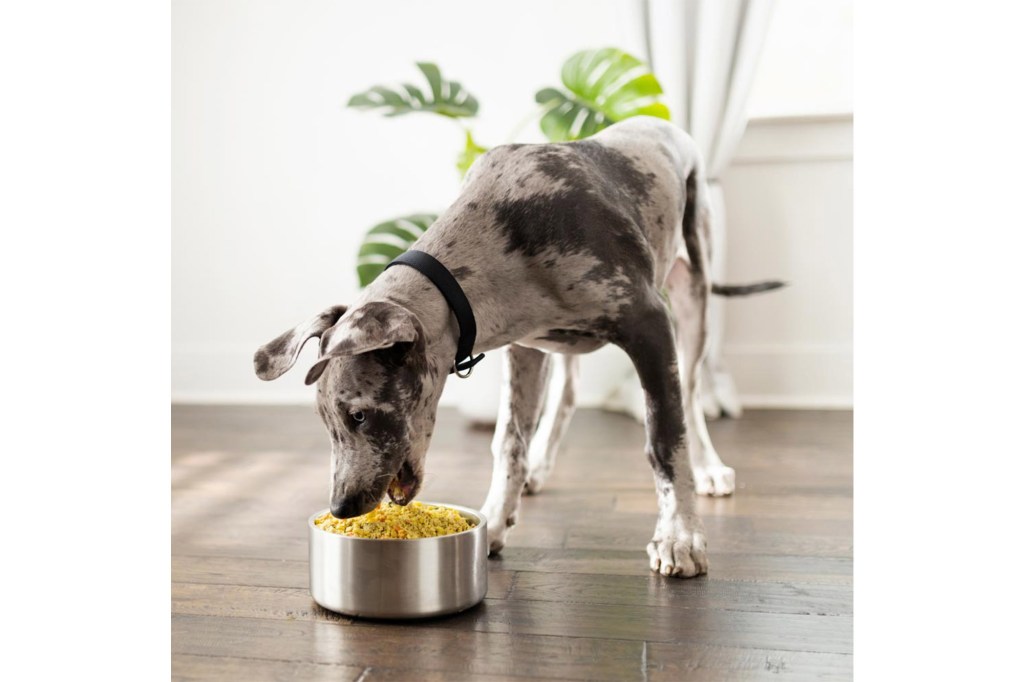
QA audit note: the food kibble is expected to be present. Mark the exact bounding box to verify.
[314,501,474,539]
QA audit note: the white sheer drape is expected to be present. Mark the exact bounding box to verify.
[604,0,775,420]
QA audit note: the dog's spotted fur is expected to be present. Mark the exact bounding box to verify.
[255,117,725,577]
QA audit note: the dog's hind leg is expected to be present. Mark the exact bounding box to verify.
[482,344,551,554]
[615,294,708,578]
[666,257,736,496]
[525,353,579,495]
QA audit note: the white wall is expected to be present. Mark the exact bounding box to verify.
[747,0,854,118]
[172,0,644,403]
[172,0,852,408]
[721,114,853,407]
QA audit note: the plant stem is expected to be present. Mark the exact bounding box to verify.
[504,102,556,143]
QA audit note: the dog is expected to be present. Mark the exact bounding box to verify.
[254,116,779,578]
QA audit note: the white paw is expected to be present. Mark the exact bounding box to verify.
[482,505,514,555]
[524,466,550,495]
[693,464,736,497]
[646,519,708,578]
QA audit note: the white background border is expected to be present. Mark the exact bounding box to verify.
[3,0,1024,677]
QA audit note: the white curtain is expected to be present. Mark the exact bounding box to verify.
[604,0,775,421]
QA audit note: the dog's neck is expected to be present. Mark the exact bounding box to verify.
[364,265,467,376]
[359,215,528,376]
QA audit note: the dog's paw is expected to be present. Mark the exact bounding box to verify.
[646,519,709,578]
[693,464,736,497]
[487,523,510,556]
[482,505,513,556]
[524,469,548,495]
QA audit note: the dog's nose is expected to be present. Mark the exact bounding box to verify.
[330,494,376,519]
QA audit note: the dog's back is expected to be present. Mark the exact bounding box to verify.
[414,117,710,348]
[463,116,704,285]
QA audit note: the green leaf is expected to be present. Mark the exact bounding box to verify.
[456,130,488,179]
[356,213,438,287]
[347,63,479,119]
[534,48,670,142]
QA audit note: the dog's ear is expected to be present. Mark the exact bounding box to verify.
[253,305,347,381]
[304,301,422,385]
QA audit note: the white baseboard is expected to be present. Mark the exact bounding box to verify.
[736,394,852,410]
[721,343,852,410]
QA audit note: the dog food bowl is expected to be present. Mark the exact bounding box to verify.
[308,503,488,619]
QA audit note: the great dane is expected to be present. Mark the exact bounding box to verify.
[254,116,778,577]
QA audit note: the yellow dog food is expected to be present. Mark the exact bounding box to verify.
[314,501,473,539]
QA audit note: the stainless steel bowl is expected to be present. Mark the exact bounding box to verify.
[308,503,488,619]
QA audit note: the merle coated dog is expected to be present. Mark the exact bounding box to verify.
[254,116,778,577]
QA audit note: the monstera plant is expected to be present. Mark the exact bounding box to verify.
[348,48,671,288]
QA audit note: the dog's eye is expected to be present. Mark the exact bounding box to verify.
[350,410,366,424]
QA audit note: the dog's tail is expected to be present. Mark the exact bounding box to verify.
[680,170,710,288]
[682,170,787,299]
[711,281,787,297]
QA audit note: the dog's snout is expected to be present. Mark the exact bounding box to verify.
[330,499,359,519]
[330,492,377,520]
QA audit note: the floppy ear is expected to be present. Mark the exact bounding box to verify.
[304,301,422,385]
[253,305,347,381]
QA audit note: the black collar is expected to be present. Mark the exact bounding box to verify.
[385,250,485,377]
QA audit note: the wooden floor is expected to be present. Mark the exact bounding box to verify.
[172,406,852,681]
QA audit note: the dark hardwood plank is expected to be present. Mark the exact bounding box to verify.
[645,642,854,681]
[488,599,852,654]
[172,572,516,618]
[564,517,853,559]
[172,555,308,589]
[506,571,852,616]
[363,668,574,682]
[491,547,852,585]
[173,613,849,681]
[172,555,849,615]
[172,582,351,624]
[172,614,646,682]
[172,583,851,654]
[619,490,853,520]
[172,654,364,682]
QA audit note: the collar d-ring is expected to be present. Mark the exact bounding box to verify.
[452,352,485,379]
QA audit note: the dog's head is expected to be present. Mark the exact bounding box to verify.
[254,301,442,518]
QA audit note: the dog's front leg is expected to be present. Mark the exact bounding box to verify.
[617,297,709,578]
[481,344,550,554]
